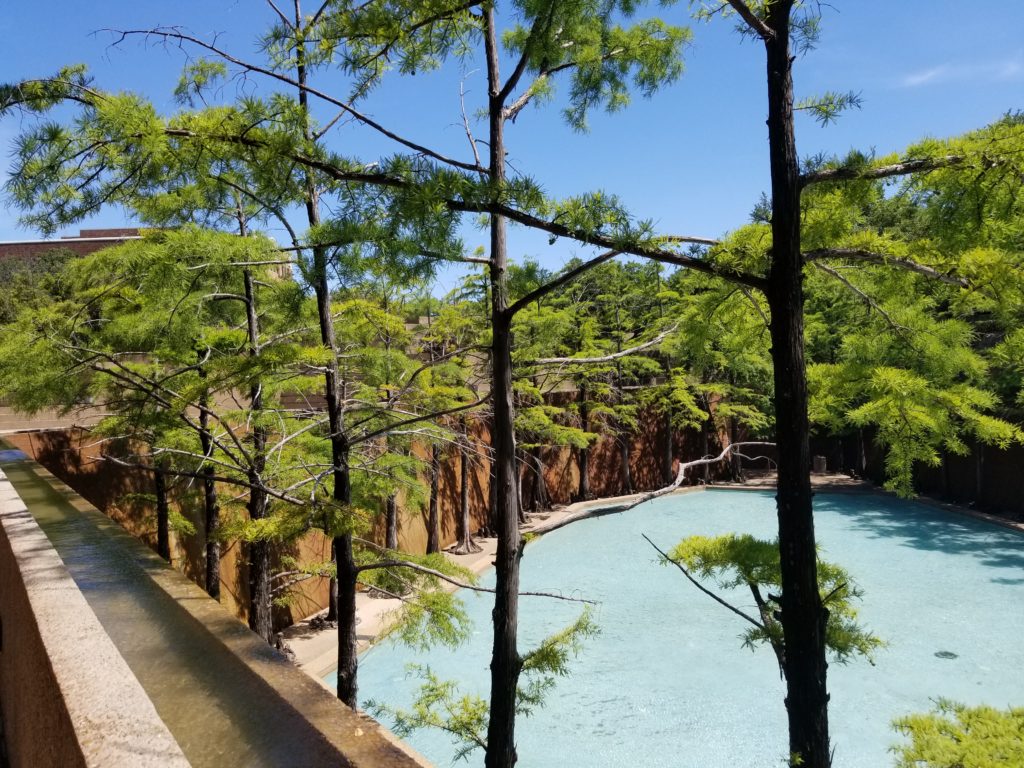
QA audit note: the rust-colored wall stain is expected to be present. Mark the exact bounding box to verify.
[8,413,721,629]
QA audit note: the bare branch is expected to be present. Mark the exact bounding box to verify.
[349,396,491,447]
[803,248,968,288]
[507,249,621,315]
[112,28,486,174]
[800,154,966,188]
[619,442,776,513]
[723,0,774,41]
[265,0,294,30]
[446,200,767,289]
[356,558,597,604]
[811,262,906,332]
[530,323,678,366]
[460,74,483,171]
[101,455,307,506]
[643,533,767,630]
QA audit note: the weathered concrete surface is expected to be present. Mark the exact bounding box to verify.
[0,456,428,768]
[0,465,189,768]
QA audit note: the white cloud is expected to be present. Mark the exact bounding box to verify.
[901,65,949,88]
[898,52,1024,88]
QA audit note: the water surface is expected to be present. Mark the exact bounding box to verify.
[343,490,1024,767]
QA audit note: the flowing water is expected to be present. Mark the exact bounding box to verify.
[0,452,344,767]
[337,489,1024,767]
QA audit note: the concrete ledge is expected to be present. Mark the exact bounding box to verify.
[524,486,706,537]
[0,468,188,768]
[14,458,429,768]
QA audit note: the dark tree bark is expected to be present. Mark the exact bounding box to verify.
[483,9,524,764]
[198,375,221,600]
[619,436,634,495]
[701,414,712,484]
[289,2,357,698]
[515,452,528,523]
[730,418,743,481]
[575,384,591,502]
[529,447,549,511]
[385,493,399,551]
[761,3,831,764]
[312,234,358,703]
[426,443,441,554]
[487,451,498,536]
[243,268,273,644]
[662,410,675,485]
[153,460,171,562]
[452,438,482,554]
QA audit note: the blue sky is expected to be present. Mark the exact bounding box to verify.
[2,1,1022,292]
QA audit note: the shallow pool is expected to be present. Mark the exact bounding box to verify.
[334,490,1024,767]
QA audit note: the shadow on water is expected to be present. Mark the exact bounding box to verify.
[815,492,1024,578]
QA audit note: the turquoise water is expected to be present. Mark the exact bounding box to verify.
[334,490,1024,767]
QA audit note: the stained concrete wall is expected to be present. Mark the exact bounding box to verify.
[7,411,719,630]
[0,468,188,768]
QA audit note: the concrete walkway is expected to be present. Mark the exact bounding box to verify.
[1,454,424,767]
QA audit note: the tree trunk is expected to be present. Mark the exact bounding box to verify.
[385,494,399,551]
[153,460,170,562]
[196,372,221,602]
[620,435,634,495]
[730,418,742,481]
[702,416,712,483]
[453,440,481,554]
[763,4,831,765]
[243,268,273,644]
[291,0,343,629]
[575,387,590,502]
[516,453,528,523]
[487,452,498,536]
[198,380,220,600]
[662,410,674,485]
[576,444,590,502]
[426,443,441,554]
[312,238,358,703]
[484,9,523,764]
[530,447,549,511]
[326,541,339,623]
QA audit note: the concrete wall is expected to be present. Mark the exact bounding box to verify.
[0,468,188,768]
[7,411,718,629]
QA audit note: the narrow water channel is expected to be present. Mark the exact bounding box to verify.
[1,454,344,768]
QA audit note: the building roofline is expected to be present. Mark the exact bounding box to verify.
[0,236,144,246]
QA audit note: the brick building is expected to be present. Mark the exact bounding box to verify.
[0,228,142,431]
[0,227,142,260]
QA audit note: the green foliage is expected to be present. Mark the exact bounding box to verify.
[517,609,599,714]
[891,700,1024,768]
[369,608,598,760]
[795,90,862,126]
[0,246,74,324]
[667,534,883,666]
[366,552,477,651]
[367,667,489,763]
[379,588,472,652]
